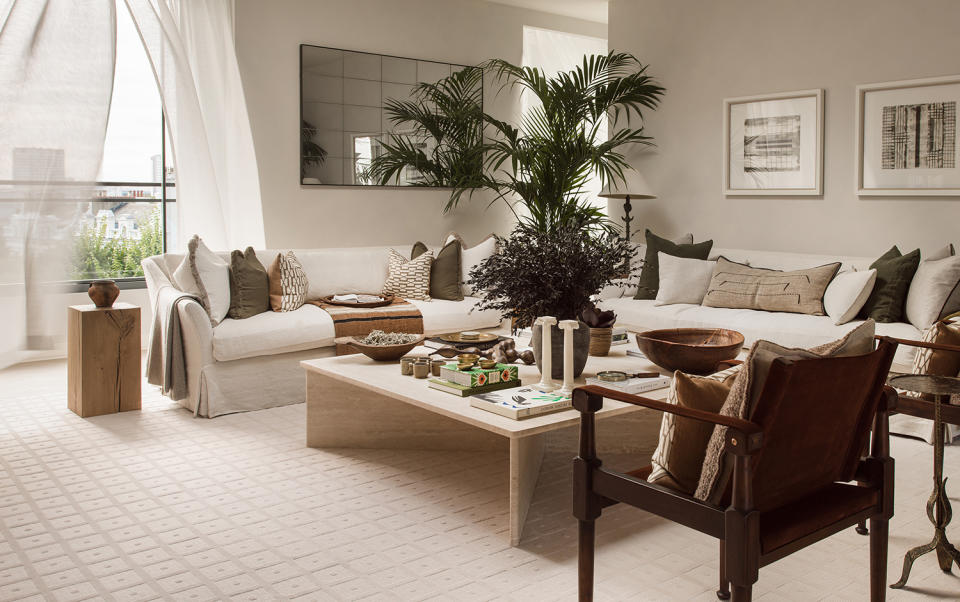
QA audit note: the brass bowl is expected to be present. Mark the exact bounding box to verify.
[634,328,744,375]
[457,362,476,371]
[478,359,497,370]
[457,353,480,365]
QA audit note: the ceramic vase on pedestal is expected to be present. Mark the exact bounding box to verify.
[532,320,590,379]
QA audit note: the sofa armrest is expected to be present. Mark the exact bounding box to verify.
[178,299,214,368]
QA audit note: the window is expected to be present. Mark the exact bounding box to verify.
[71,7,175,285]
[522,27,608,208]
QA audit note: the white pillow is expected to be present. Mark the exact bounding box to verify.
[172,235,230,325]
[655,252,716,306]
[446,233,497,296]
[824,269,877,325]
[905,255,960,329]
[602,234,695,299]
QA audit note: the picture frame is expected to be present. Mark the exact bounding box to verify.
[723,89,824,196]
[856,74,960,196]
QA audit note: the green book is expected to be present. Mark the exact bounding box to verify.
[427,377,522,397]
[439,363,519,387]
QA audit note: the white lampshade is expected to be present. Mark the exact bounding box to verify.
[599,171,656,199]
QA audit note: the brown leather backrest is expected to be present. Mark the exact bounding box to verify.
[748,339,896,511]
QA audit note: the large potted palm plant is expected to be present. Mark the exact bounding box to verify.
[468,52,664,378]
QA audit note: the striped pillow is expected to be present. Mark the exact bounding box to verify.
[382,249,432,301]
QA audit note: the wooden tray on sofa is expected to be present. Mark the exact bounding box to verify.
[320,294,394,308]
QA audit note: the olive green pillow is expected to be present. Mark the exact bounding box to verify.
[228,247,270,319]
[858,246,920,323]
[412,239,463,301]
[635,229,714,300]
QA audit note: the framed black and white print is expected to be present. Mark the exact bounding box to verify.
[857,75,960,196]
[723,89,823,195]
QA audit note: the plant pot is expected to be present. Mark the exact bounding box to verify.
[589,327,613,357]
[88,280,119,308]
[531,320,590,379]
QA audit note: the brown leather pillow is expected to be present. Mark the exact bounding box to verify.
[648,368,739,494]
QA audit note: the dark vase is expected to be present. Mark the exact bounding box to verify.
[88,280,119,308]
[531,320,591,379]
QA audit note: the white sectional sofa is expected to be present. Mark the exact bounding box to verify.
[599,246,922,368]
[143,246,503,417]
[598,246,943,442]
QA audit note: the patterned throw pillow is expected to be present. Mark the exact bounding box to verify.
[382,249,432,301]
[267,251,309,312]
[905,320,960,400]
[702,256,840,315]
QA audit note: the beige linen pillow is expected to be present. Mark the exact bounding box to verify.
[648,367,741,494]
[172,235,230,325]
[445,232,496,296]
[694,320,876,505]
[702,256,840,315]
[382,249,432,301]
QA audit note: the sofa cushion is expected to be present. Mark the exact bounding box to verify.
[413,239,463,301]
[635,229,713,299]
[600,297,920,368]
[407,298,502,335]
[212,304,335,361]
[702,257,840,315]
[228,247,270,320]
[292,247,392,299]
[859,246,921,323]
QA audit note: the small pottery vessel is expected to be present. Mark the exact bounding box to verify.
[88,280,119,308]
[431,359,445,376]
[413,360,430,379]
[589,327,613,357]
[400,357,415,375]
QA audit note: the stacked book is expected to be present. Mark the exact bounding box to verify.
[470,387,571,419]
[428,363,521,397]
[584,373,671,395]
[611,327,629,346]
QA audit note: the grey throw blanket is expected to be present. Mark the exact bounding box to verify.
[146,286,198,401]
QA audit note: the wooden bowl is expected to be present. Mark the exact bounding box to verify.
[340,335,425,361]
[634,328,744,375]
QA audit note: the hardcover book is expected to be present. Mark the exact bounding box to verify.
[439,363,519,387]
[427,378,522,397]
[584,374,671,395]
[470,387,572,419]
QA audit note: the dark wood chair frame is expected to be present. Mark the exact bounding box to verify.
[573,338,899,602]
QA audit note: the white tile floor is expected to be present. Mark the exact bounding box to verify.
[1,357,959,600]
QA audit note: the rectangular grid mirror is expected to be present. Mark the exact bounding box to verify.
[299,45,481,187]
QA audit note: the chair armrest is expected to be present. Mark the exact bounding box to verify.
[574,385,763,453]
[876,334,960,355]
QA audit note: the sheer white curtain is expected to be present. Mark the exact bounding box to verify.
[0,0,116,367]
[123,0,264,251]
[521,26,608,208]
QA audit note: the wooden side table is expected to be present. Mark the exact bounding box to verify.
[67,303,141,417]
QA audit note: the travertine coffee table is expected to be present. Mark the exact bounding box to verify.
[301,339,670,546]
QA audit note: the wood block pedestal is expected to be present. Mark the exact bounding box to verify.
[67,303,141,417]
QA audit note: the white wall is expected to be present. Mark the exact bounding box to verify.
[235,0,605,248]
[608,0,960,258]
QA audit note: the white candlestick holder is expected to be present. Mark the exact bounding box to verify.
[534,316,557,392]
[557,320,579,397]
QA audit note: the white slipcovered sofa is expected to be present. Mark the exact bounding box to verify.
[143,246,503,417]
[598,246,940,443]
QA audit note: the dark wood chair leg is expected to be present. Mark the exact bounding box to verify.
[717,540,730,600]
[578,519,596,602]
[869,517,888,602]
[731,585,752,601]
[856,519,869,535]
